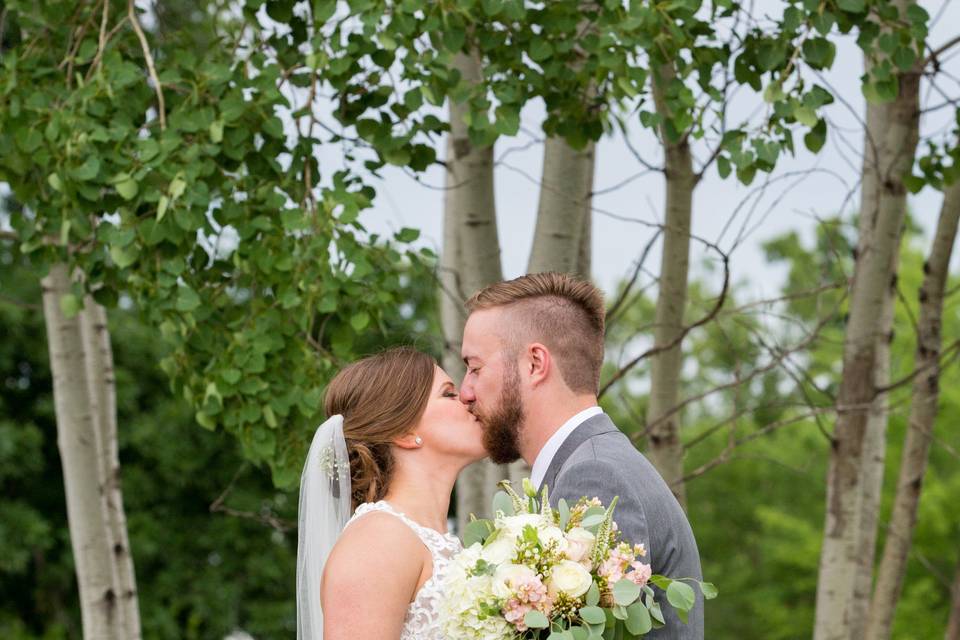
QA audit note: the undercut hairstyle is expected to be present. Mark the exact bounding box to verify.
[466,272,605,394]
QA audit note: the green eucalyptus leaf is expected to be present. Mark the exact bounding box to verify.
[612,579,641,606]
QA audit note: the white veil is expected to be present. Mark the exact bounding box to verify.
[296,414,351,640]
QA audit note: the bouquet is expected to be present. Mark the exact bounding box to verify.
[441,479,716,639]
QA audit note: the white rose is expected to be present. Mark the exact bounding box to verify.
[481,533,516,566]
[492,563,537,598]
[538,523,569,553]
[564,527,596,563]
[548,560,593,598]
[500,513,544,535]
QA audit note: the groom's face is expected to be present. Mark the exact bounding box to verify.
[460,309,525,464]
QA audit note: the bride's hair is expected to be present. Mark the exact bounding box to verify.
[323,346,436,509]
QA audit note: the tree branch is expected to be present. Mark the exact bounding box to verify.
[924,34,960,69]
[599,249,730,398]
[128,0,165,130]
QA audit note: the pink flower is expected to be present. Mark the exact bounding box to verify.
[598,546,634,584]
[499,570,554,631]
[599,557,625,583]
[627,562,652,588]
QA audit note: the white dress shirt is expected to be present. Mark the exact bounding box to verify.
[530,406,604,489]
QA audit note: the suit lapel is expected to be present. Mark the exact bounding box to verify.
[538,413,619,494]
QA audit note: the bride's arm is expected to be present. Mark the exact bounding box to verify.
[321,512,426,639]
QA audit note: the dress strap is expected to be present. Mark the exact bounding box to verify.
[348,501,458,556]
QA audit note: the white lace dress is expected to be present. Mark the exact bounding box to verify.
[346,501,462,640]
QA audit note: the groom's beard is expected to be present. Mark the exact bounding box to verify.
[478,366,525,464]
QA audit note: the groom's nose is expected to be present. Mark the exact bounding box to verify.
[459,380,476,404]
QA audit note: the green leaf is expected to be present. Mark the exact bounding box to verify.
[463,519,491,546]
[586,580,600,607]
[157,195,170,221]
[350,311,370,331]
[717,155,731,179]
[625,602,652,635]
[612,579,641,606]
[169,176,187,200]
[530,37,553,62]
[802,38,836,70]
[175,286,202,312]
[893,46,916,72]
[837,0,865,12]
[795,105,818,127]
[493,490,515,516]
[804,119,827,153]
[70,156,100,181]
[209,119,224,143]
[263,404,278,428]
[581,513,605,527]
[195,410,217,431]
[579,606,606,625]
[59,294,81,319]
[396,227,420,243]
[666,580,696,613]
[903,174,925,194]
[115,177,139,201]
[15,127,43,153]
[559,498,571,529]
[524,610,549,629]
[383,148,411,166]
[109,244,139,269]
[47,173,63,192]
[699,581,718,600]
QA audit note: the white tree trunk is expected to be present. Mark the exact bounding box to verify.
[443,51,506,531]
[80,299,141,639]
[527,137,595,275]
[851,263,895,632]
[645,62,696,509]
[865,179,960,640]
[507,137,597,487]
[813,24,920,638]
[42,264,121,640]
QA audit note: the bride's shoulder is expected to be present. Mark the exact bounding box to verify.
[325,505,424,575]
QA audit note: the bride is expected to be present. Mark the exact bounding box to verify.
[296,347,487,639]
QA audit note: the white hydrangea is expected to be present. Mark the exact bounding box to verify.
[440,543,514,640]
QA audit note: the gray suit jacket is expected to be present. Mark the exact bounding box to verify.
[538,412,704,639]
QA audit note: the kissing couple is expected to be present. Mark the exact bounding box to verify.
[296,272,704,639]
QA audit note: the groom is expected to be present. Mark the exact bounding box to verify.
[459,272,704,639]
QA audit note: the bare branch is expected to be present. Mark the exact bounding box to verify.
[128,0,166,130]
[605,229,662,325]
[925,35,960,69]
[209,464,295,533]
[599,249,730,398]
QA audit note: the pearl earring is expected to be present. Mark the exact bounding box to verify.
[415,436,423,445]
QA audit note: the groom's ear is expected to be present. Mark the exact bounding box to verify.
[526,343,551,387]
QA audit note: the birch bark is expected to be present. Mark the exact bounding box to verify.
[42,264,121,640]
[813,21,920,637]
[645,62,696,509]
[442,51,506,531]
[80,299,141,639]
[865,180,960,640]
[506,137,597,487]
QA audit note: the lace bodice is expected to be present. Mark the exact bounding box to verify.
[346,501,461,640]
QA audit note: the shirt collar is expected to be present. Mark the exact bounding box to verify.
[530,406,604,489]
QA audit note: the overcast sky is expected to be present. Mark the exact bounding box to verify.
[347,1,960,300]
